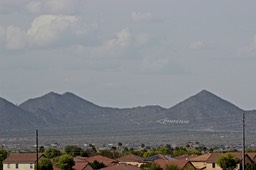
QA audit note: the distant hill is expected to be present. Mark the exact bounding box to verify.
[0,97,43,130]
[1,90,256,144]
[160,90,245,131]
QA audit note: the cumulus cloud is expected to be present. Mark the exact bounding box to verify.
[27,15,82,46]
[5,26,26,49]
[106,28,131,48]
[135,33,150,46]
[189,41,206,50]
[26,0,80,14]
[64,28,133,59]
[0,14,88,49]
[141,55,169,72]
[0,26,26,49]
[131,12,154,22]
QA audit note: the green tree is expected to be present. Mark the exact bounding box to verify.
[111,146,118,158]
[216,154,240,170]
[37,157,53,170]
[39,146,45,153]
[164,164,181,170]
[64,145,83,157]
[88,144,97,153]
[54,154,74,170]
[44,148,61,159]
[0,149,8,170]
[98,150,114,158]
[171,147,189,157]
[140,162,162,170]
[157,145,172,155]
[118,142,123,152]
[143,151,157,158]
[89,160,106,169]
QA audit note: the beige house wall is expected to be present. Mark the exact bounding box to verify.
[119,161,143,167]
[3,163,34,170]
[206,163,240,170]
[191,161,206,169]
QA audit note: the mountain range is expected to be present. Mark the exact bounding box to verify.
[1,90,256,144]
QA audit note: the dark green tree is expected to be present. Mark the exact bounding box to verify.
[216,154,240,170]
[140,162,162,170]
[54,154,74,170]
[0,149,8,170]
[98,150,114,158]
[164,164,181,170]
[64,145,83,157]
[44,148,61,159]
[111,146,118,158]
[89,160,106,169]
[37,157,53,170]
[39,146,45,153]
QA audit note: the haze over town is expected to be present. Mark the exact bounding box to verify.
[0,0,256,110]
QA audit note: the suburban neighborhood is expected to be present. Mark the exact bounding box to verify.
[1,142,256,170]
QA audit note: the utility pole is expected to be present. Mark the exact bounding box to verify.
[36,129,39,170]
[242,113,245,170]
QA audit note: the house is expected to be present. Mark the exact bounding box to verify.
[144,154,175,162]
[73,157,93,170]
[116,154,144,167]
[205,152,254,170]
[189,153,211,169]
[154,159,196,170]
[247,152,256,162]
[101,163,140,170]
[73,162,93,170]
[3,153,45,170]
[85,155,118,167]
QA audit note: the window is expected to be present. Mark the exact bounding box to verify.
[16,163,19,169]
[30,164,33,169]
[7,164,10,168]
[212,163,215,168]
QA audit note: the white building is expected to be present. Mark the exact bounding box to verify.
[3,153,45,170]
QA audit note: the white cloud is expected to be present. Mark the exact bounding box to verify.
[62,28,133,59]
[27,15,85,47]
[0,14,88,49]
[26,0,80,14]
[131,12,154,22]
[189,41,206,50]
[136,33,150,46]
[5,26,26,49]
[141,55,169,72]
[106,28,131,48]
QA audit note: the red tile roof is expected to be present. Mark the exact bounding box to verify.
[206,153,240,163]
[73,162,92,170]
[101,163,140,170]
[85,155,117,166]
[206,152,254,164]
[247,152,256,160]
[116,154,144,163]
[3,153,45,164]
[154,159,194,169]
[189,153,211,162]
[175,154,199,160]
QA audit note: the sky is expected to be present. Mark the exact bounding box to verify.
[0,0,256,109]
